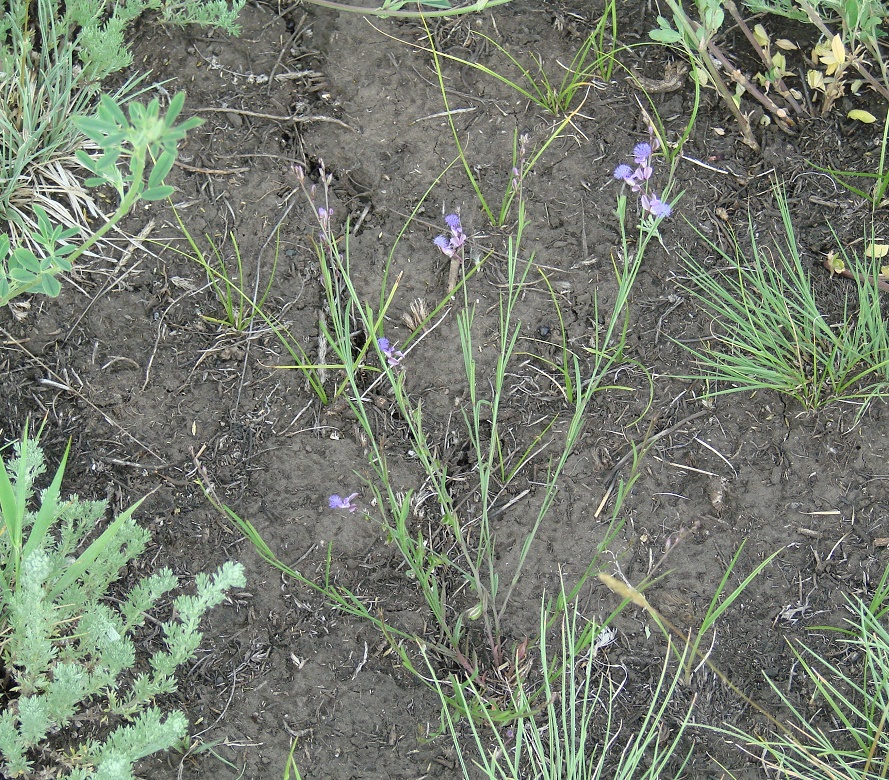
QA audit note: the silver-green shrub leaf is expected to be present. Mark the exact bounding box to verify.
[0,432,246,778]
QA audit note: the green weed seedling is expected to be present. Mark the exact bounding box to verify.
[809,109,889,211]
[1,0,241,288]
[372,15,604,226]
[179,225,278,333]
[0,428,245,779]
[423,32,582,226]
[678,540,782,685]
[425,0,618,116]
[168,207,337,402]
[676,181,889,413]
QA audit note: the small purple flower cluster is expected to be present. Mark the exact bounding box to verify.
[377,337,404,368]
[329,492,359,512]
[434,213,467,258]
[612,140,672,219]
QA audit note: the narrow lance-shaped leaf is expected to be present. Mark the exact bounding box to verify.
[146,149,176,190]
[49,497,146,600]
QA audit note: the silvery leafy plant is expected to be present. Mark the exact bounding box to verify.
[0,431,245,779]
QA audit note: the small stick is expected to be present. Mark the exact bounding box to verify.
[447,253,462,295]
[174,160,250,175]
[822,258,889,292]
[193,107,356,132]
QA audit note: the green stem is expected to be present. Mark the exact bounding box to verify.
[69,184,142,266]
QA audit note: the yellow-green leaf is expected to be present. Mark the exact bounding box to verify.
[831,34,845,65]
[848,109,877,123]
[865,242,889,258]
[693,66,710,87]
[753,23,769,47]
[776,38,797,50]
[807,69,824,90]
[826,252,845,274]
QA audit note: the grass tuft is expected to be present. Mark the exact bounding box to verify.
[425,587,694,780]
[675,180,889,412]
[716,563,889,780]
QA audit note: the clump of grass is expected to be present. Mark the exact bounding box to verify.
[424,0,618,116]
[675,181,889,412]
[716,563,889,779]
[176,222,279,333]
[426,587,693,780]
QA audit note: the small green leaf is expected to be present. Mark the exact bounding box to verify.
[650,25,683,44]
[702,6,724,32]
[39,275,62,298]
[98,93,129,126]
[141,185,175,201]
[848,109,877,123]
[10,248,40,274]
[147,151,176,189]
[753,23,769,47]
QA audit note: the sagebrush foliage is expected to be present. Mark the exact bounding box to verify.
[0,434,245,779]
[0,0,244,83]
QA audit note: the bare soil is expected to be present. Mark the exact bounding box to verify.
[3,1,889,778]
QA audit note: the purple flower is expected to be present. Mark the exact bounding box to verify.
[635,163,653,183]
[614,162,652,193]
[633,142,652,164]
[317,206,333,237]
[434,214,468,257]
[329,492,359,512]
[377,337,405,367]
[434,235,455,258]
[613,164,633,182]
[445,213,467,249]
[641,192,672,218]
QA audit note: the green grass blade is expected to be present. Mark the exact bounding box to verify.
[49,496,146,599]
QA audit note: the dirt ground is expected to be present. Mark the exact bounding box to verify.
[3,0,889,777]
